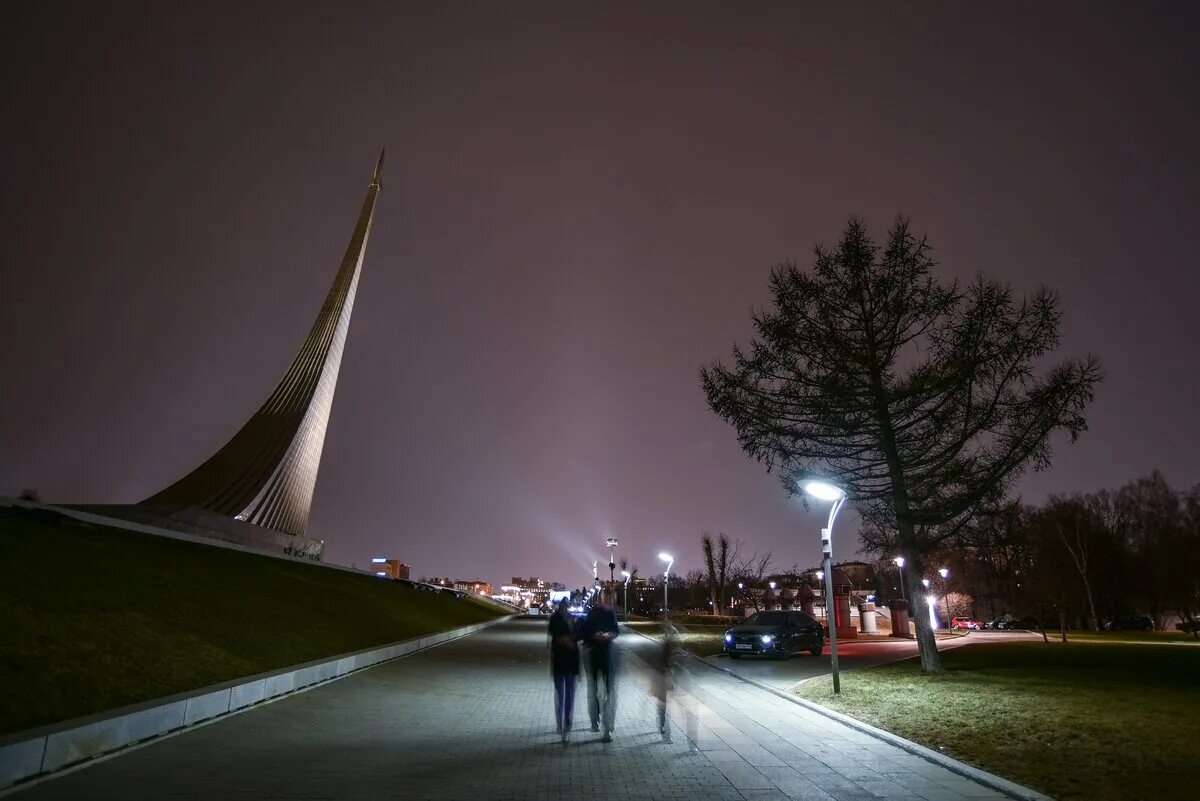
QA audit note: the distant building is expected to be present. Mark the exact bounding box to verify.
[454,579,493,596]
[369,558,410,580]
[504,576,564,610]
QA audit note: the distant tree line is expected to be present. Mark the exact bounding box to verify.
[864,470,1199,636]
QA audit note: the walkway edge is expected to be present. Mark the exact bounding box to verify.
[0,614,518,791]
[690,655,1053,801]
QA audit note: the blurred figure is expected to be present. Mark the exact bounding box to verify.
[548,599,579,746]
[580,589,620,742]
[656,622,698,746]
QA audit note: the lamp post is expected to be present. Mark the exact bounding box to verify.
[659,552,675,619]
[606,538,619,587]
[621,570,631,622]
[938,567,950,629]
[893,556,907,602]
[800,480,847,695]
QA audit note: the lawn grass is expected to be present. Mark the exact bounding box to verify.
[0,507,506,735]
[624,620,728,656]
[796,640,1200,801]
[1040,629,1199,645]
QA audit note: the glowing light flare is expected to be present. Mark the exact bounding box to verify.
[800,480,844,501]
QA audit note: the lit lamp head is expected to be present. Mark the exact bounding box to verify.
[769,581,777,589]
[938,568,949,579]
[621,570,631,583]
[659,552,674,576]
[816,571,824,581]
[922,578,931,589]
[893,556,905,567]
[800,480,845,501]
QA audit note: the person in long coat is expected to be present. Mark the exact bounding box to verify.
[548,599,580,745]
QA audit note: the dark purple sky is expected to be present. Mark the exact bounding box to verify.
[3,3,1197,589]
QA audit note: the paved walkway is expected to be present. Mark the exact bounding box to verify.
[9,620,1018,800]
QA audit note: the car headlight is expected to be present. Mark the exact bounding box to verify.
[724,633,733,643]
[761,634,774,645]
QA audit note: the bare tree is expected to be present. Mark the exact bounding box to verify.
[1178,485,1200,639]
[701,532,719,613]
[702,218,1101,672]
[729,550,774,611]
[1043,496,1101,631]
[717,533,733,613]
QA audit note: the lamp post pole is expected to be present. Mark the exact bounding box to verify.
[659,552,675,620]
[801,480,847,695]
[606,538,619,588]
[621,570,631,622]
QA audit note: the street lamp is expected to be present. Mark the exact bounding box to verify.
[938,567,950,629]
[920,577,938,629]
[800,479,847,695]
[659,552,675,619]
[893,556,907,602]
[621,570,631,622]
[606,538,619,586]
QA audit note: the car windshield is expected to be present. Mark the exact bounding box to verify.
[744,612,790,626]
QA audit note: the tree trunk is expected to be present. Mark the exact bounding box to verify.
[903,548,941,673]
[1059,609,1068,643]
[1082,577,1099,632]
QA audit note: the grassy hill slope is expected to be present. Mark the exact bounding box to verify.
[0,506,505,735]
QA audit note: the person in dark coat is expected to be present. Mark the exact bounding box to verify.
[548,599,580,745]
[579,589,620,742]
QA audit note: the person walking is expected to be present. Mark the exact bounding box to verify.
[548,599,580,746]
[580,589,620,742]
[656,622,697,746]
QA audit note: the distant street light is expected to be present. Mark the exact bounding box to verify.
[769,580,777,589]
[659,552,675,619]
[893,556,907,602]
[621,570,631,622]
[801,479,847,695]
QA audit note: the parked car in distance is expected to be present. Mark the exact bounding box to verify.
[1176,619,1199,633]
[723,610,823,659]
[1001,616,1040,630]
[951,617,983,630]
[1105,615,1153,631]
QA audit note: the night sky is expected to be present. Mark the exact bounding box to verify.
[2,3,1197,589]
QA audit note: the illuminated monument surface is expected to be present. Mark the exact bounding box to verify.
[78,153,384,557]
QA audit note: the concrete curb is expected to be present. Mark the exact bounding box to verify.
[0,614,516,791]
[691,655,1053,801]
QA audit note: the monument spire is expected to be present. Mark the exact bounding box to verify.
[141,154,384,536]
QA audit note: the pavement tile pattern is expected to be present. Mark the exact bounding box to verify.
[7,620,1015,801]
